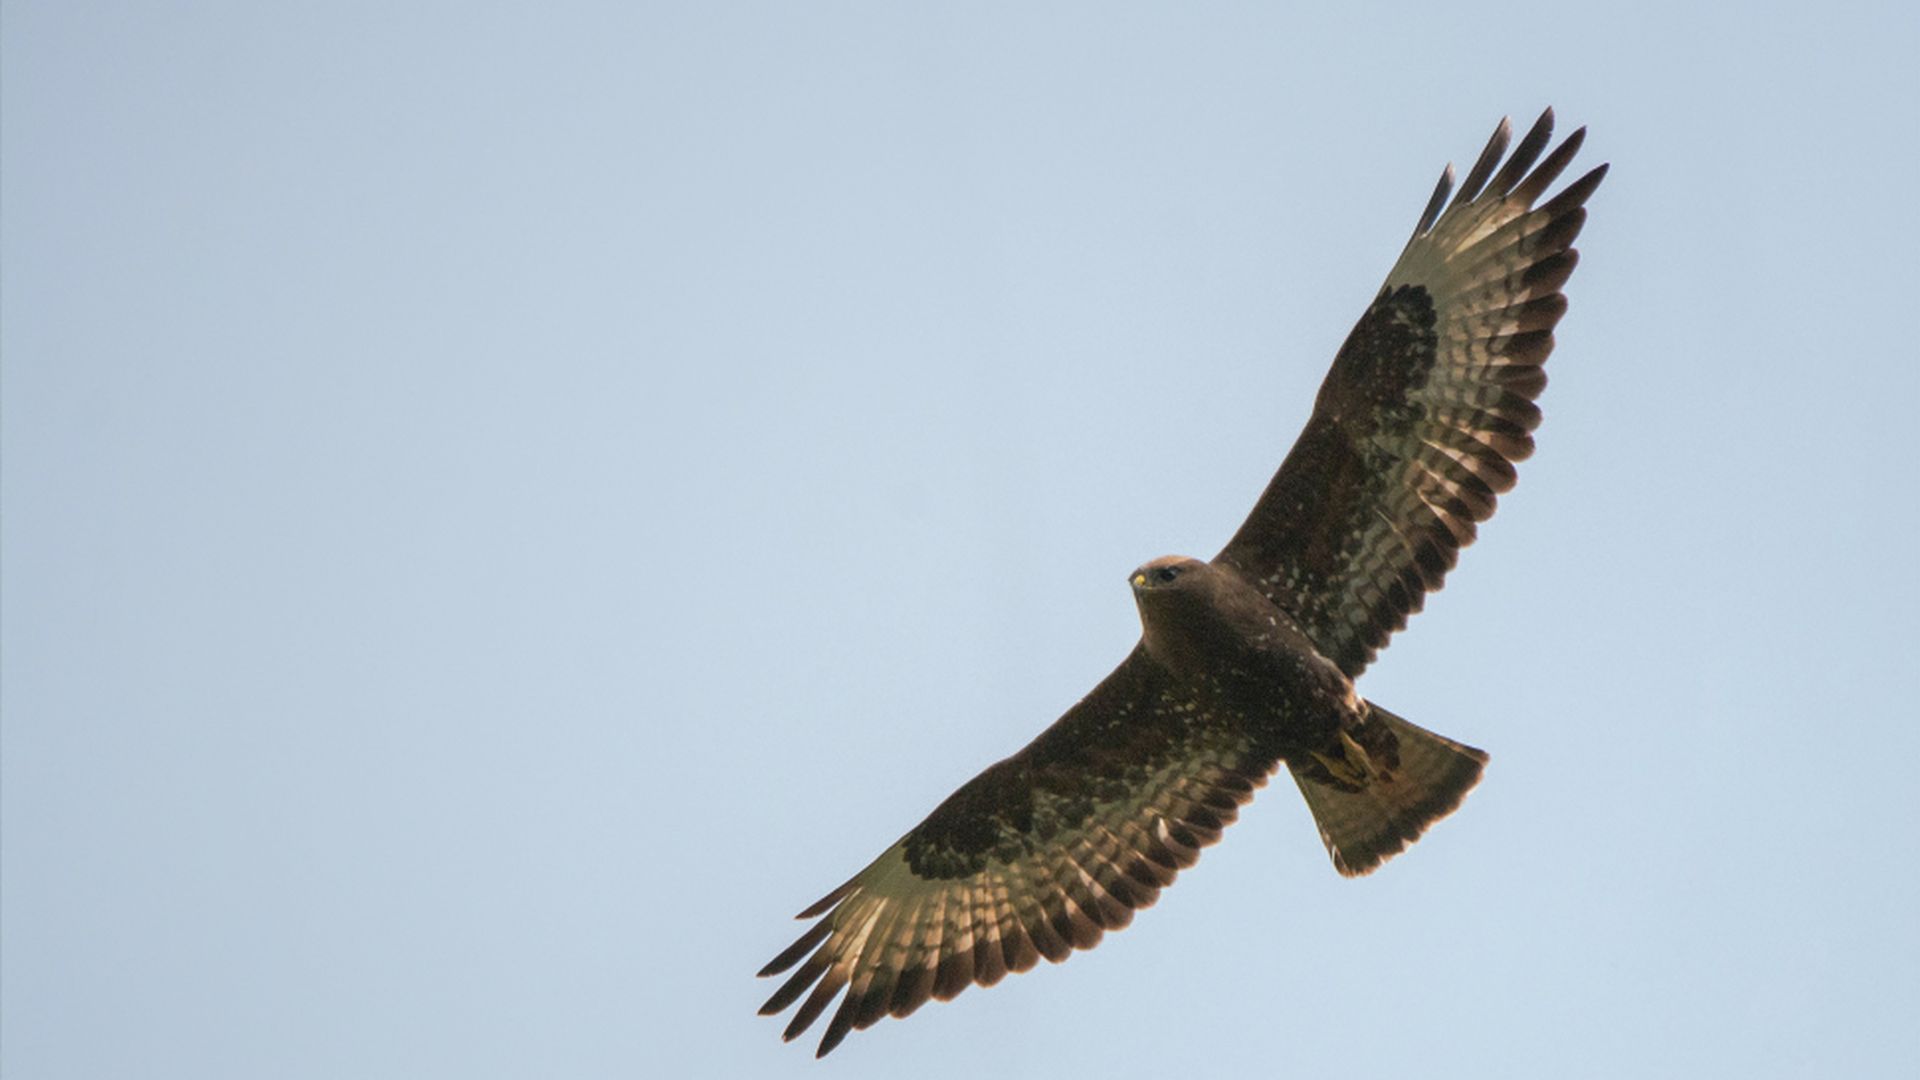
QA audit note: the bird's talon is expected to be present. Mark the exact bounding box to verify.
[1310,748,1365,788]
[1338,730,1377,782]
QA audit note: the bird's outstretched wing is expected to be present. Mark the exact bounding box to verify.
[757,647,1281,1056]
[1216,109,1606,677]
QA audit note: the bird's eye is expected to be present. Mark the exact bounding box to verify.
[1154,565,1180,584]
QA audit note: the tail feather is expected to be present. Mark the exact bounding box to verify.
[1289,703,1487,877]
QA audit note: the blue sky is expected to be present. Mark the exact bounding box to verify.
[5,3,1917,1078]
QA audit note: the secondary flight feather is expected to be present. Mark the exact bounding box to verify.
[759,109,1606,1057]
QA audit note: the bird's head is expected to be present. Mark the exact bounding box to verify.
[1128,556,1216,671]
[1129,556,1282,673]
[1129,555,1207,597]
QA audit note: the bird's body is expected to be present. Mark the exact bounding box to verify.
[759,109,1606,1056]
[1130,557,1357,770]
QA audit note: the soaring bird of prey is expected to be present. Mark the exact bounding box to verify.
[759,109,1605,1057]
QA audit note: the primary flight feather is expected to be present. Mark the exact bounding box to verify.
[759,109,1606,1057]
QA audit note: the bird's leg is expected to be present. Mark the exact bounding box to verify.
[1309,729,1379,788]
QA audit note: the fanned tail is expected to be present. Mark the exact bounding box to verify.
[1289,703,1486,876]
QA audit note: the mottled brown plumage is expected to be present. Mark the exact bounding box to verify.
[760,109,1605,1056]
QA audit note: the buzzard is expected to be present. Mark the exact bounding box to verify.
[759,109,1605,1057]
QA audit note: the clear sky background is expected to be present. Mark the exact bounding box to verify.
[5,3,1917,1078]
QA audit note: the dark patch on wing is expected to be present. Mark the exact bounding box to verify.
[902,648,1240,880]
[902,761,1036,878]
[1318,285,1440,434]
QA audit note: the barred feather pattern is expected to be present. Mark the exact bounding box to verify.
[758,652,1280,1057]
[1217,108,1607,677]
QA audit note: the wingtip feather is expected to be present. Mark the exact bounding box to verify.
[1487,109,1555,198]
[1413,163,1455,238]
[1539,162,1609,219]
[796,882,852,920]
[1452,116,1512,206]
